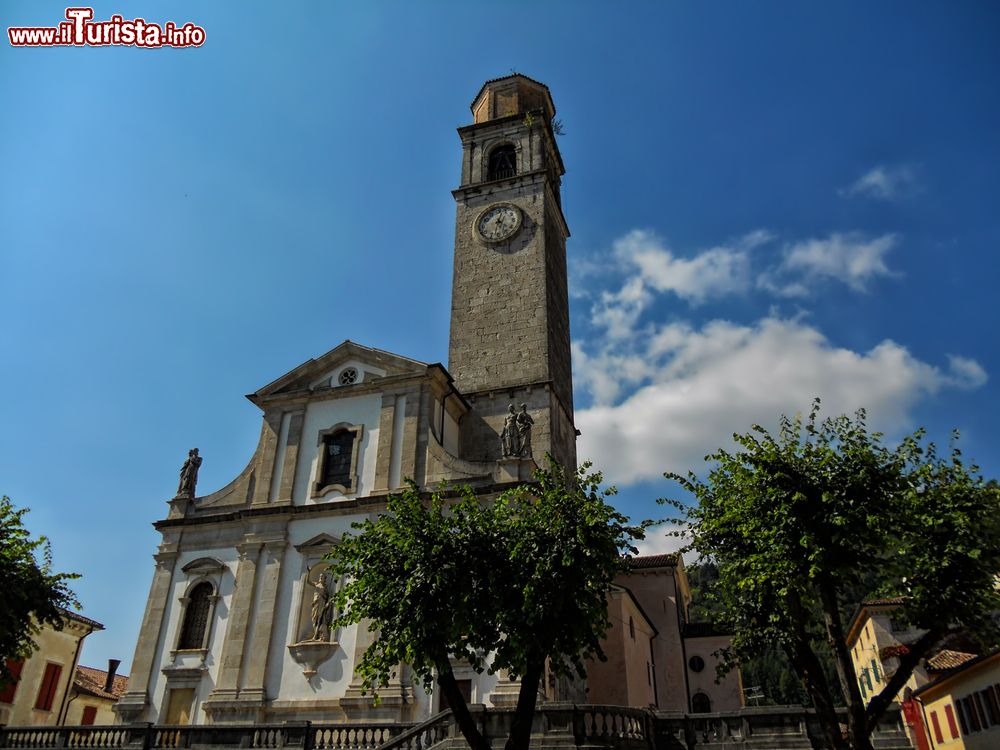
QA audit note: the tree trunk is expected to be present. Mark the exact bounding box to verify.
[784,641,848,750]
[817,578,873,750]
[865,626,944,734]
[503,660,545,750]
[436,666,491,750]
[784,591,848,750]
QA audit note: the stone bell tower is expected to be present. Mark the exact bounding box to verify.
[448,75,576,472]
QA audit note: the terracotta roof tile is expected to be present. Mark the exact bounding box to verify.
[74,666,129,700]
[628,553,679,569]
[926,650,978,673]
[861,596,907,607]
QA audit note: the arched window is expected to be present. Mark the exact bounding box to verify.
[691,692,712,714]
[322,431,355,488]
[487,145,517,181]
[178,582,213,650]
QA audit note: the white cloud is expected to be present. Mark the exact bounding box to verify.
[576,315,987,486]
[610,229,757,305]
[758,233,899,295]
[573,228,986,487]
[632,523,693,561]
[840,164,921,201]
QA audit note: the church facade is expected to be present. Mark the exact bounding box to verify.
[115,76,739,727]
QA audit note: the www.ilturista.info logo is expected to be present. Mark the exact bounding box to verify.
[8,7,205,48]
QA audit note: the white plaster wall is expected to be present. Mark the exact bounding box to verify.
[264,515,370,704]
[148,548,238,724]
[294,394,381,504]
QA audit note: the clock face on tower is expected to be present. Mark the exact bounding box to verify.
[475,203,522,244]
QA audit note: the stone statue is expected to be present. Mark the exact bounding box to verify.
[500,403,519,458]
[516,404,534,458]
[309,572,334,641]
[177,448,202,498]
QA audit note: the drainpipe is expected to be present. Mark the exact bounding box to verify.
[57,623,94,725]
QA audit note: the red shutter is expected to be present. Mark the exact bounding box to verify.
[0,659,25,704]
[34,663,62,711]
[930,711,944,743]
[81,705,98,725]
[944,703,960,739]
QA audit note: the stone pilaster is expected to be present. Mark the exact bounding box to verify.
[252,415,282,505]
[113,544,178,723]
[397,387,421,484]
[240,537,287,698]
[277,411,305,501]
[209,540,260,699]
[372,393,397,492]
[341,618,410,721]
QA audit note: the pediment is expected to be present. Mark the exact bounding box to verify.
[181,557,226,574]
[250,340,429,402]
[294,532,341,553]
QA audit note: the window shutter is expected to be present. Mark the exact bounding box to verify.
[0,659,24,704]
[34,663,62,711]
[930,711,944,743]
[944,703,960,738]
[81,705,98,725]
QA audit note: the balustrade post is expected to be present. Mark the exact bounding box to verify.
[280,721,311,750]
[571,706,585,746]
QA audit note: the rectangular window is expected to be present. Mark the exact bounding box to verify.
[945,703,961,738]
[987,685,1000,727]
[980,688,999,727]
[34,663,62,711]
[972,692,989,729]
[870,658,881,683]
[81,705,98,725]
[930,711,944,743]
[0,659,25,704]
[962,696,980,733]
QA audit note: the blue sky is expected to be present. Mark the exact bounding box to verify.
[1,1,998,674]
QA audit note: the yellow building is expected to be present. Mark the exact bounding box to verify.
[911,650,1000,749]
[64,662,129,726]
[846,597,930,707]
[0,610,103,727]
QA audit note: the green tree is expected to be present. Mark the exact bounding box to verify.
[0,496,80,686]
[328,460,644,750]
[664,401,1000,750]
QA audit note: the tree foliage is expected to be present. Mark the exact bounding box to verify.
[687,562,842,706]
[664,401,1000,750]
[328,459,644,750]
[0,496,80,686]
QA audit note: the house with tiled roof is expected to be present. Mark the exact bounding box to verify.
[910,649,1000,749]
[846,597,932,710]
[0,610,103,727]
[64,662,129,726]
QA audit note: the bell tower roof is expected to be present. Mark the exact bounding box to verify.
[470,73,556,124]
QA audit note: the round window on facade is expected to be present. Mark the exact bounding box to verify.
[688,655,705,673]
[338,367,359,386]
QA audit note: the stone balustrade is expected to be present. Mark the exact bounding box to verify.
[0,704,912,750]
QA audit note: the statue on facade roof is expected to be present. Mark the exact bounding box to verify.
[500,403,519,458]
[516,404,533,458]
[177,448,202,498]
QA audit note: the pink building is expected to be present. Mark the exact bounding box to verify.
[588,554,744,713]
